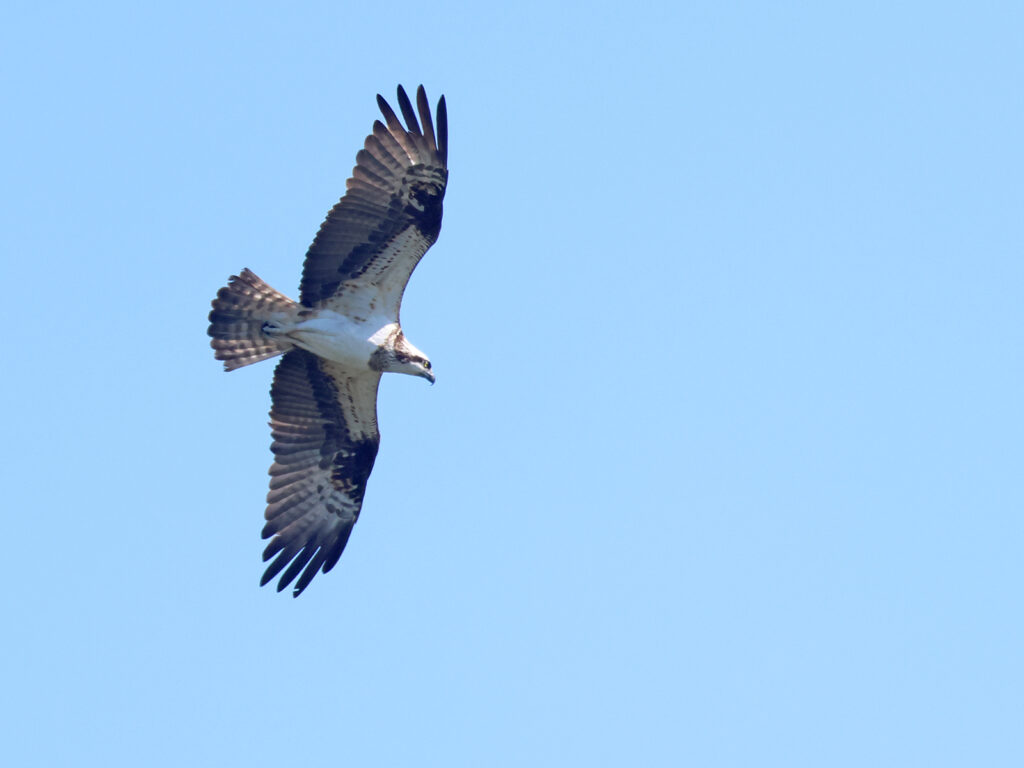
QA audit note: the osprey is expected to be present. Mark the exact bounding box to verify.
[208,85,448,597]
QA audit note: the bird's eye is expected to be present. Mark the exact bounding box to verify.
[423,360,432,370]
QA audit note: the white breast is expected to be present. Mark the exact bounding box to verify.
[287,310,397,369]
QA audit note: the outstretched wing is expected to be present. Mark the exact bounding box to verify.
[261,350,382,597]
[299,84,449,319]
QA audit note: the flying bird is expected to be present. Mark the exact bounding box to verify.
[208,85,448,597]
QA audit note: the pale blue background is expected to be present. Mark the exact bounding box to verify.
[3,1,1022,766]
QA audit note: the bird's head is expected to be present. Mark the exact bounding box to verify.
[374,332,435,384]
[401,354,435,384]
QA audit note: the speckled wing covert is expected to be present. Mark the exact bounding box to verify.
[299,85,449,321]
[260,350,382,596]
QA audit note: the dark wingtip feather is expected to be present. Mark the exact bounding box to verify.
[292,549,329,597]
[376,93,401,132]
[262,537,284,561]
[416,85,436,152]
[374,86,446,166]
[260,540,297,586]
[276,544,318,594]
[436,95,448,165]
[261,545,299,591]
[396,85,421,135]
[260,558,283,587]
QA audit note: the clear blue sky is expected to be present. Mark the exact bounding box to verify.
[3,1,1022,765]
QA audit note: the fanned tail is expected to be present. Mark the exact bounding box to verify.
[208,269,298,371]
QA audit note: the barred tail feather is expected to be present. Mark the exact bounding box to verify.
[208,269,298,371]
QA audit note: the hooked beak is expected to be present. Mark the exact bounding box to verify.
[421,370,436,385]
